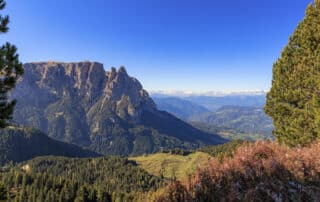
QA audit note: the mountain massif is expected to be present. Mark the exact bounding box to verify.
[11,62,226,156]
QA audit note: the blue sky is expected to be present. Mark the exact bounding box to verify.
[1,0,311,92]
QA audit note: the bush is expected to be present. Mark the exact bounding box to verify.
[155,141,320,201]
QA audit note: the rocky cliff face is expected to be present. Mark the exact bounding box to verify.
[12,61,226,155]
[18,62,155,117]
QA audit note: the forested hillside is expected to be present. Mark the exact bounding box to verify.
[0,156,165,201]
[0,127,98,165]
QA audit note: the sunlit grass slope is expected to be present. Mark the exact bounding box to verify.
[130,152,211,180]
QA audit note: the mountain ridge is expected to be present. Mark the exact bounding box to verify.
[12,61,226,156]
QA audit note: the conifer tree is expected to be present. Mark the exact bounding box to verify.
[0,0,23,128]
[0,183,7,200]
[265,0,320,146]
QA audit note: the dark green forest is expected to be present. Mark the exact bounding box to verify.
[0,157,165,201]
[0,127,98,165]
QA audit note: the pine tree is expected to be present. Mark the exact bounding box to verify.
[0,183,7,200]
[97,188,111,202]
[75,185,89,202]
[265,0,320,146]
[0,0,23,128]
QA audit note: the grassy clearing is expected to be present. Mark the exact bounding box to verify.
[130,152,211,180]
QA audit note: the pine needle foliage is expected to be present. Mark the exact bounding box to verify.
[0,0,23,128]
[265,0,320,146]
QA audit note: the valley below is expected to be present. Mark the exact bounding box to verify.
[153,95,274,141]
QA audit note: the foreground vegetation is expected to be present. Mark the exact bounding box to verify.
[1,140,319,201]
[0,141,244,201]
[198,139,246,161]
[150,141,320,201]
[266,0,320,146]
[130,140,245,180]
[0,157,165,201]
[0,0,24,128]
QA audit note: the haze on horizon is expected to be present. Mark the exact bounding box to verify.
[2,0,311,92]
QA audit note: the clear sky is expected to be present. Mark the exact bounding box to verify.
[1,0,312,92]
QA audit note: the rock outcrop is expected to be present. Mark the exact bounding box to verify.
[12,61,226,155]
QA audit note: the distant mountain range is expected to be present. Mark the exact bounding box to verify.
[191,106,273,140]
[150,90,268,97]
[184,95,266,111]
[11,62,226,156]
[152,93,266,111]
[152,97,211,121]
[152,95,273,140]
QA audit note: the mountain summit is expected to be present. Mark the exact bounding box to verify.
[12,62,226,155]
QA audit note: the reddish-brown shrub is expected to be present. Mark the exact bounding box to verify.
[156,141,320,202]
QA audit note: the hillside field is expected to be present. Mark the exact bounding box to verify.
[130,152,211,180]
